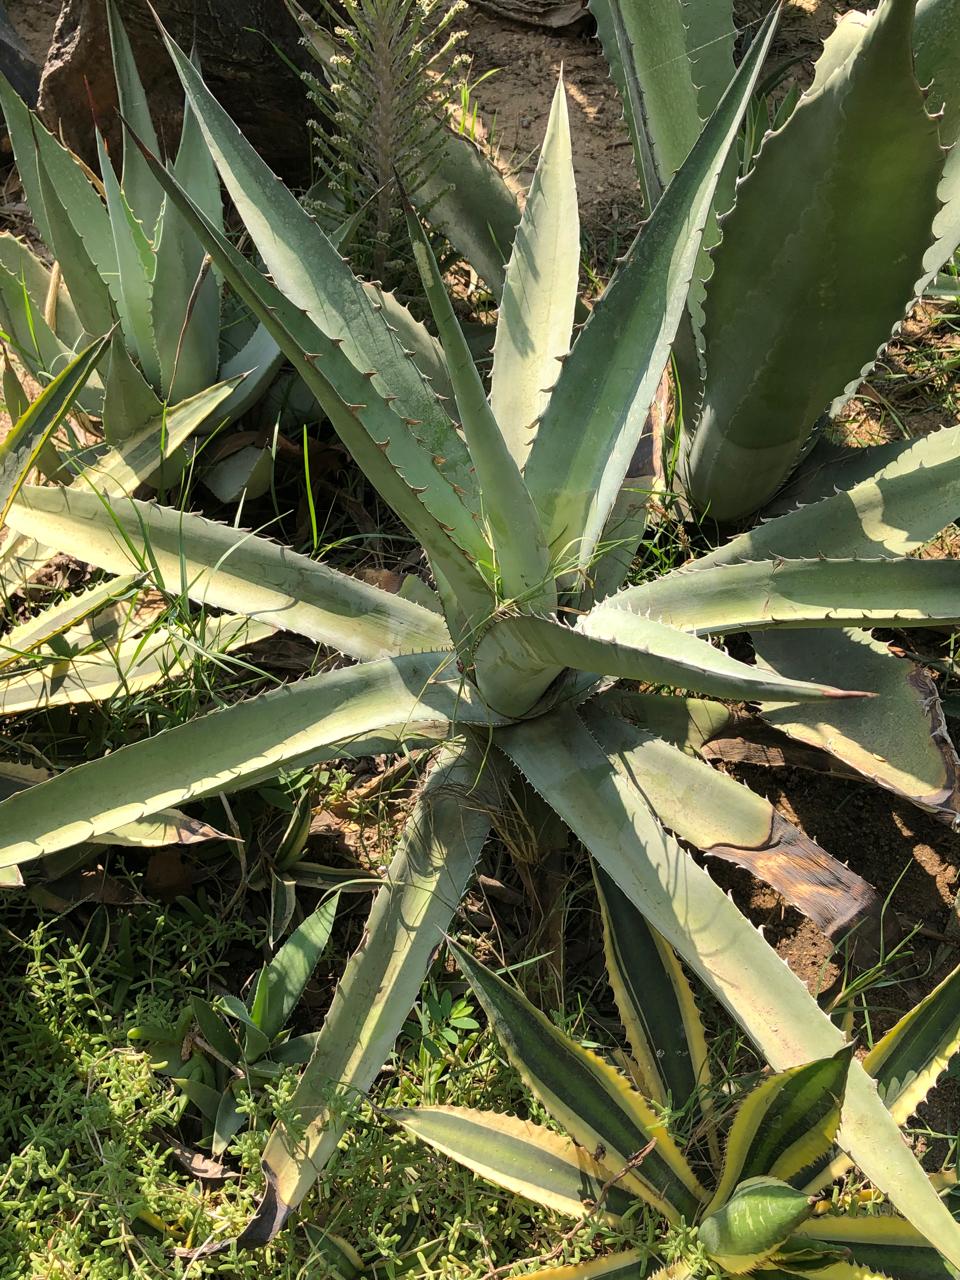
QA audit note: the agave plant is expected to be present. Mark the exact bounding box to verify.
[0,0,282,448]
[390,869,960,1280]
[1,0,960,1259]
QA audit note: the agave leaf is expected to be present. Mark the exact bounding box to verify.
[685,0,945,520]
[7,487,452,661]
[0,246,103,414]
[594,864,713,1122]
[105,0,163,235]
[450,940,708,1222]
[0,73,117,290]
[513,1253,652,1280]
[243,742,497,1246]
[0,573,140,668]
[489,77,579,472]
[260,895,339,1041]
[496,707,960,1265]
[696,425,960,565]
[153,129,222,403]
[0,650,500,868]
[707,1048,853,1215]
[754,630,960,826]
[0,336,109,527]
[387,1106,640,1220]
[216,322,285,425]
[598,557,960,635]
[416,125,521,302]
[474,612,869,717]
[805,961,960,1193]
[124,125,494,625]
[914,0,960,282]
[34,138,114,340]
[402,198,554,609]
[155,26,485,545]
[584,708,885,944]
[589,0,702,207]
[684,0,736,124]
[597,688,734,753]
[363,282,452,403]
[762,437,916,517]
[100,328,165,445]
[84,376,242,494]
[0,614,271,718]
[521,6,777,573]
[797,1216,956,1280]
[97,129,161,390]
[0,232,86,353]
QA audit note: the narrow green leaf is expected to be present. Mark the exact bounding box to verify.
[191,996,243,1066]
[100,328,164,445]
[0,335,109,526]
[450,940,707,1222]
[522,7,777,572]
[261,896,339,1041]
[489,77,579,472]
[388,1106,640,1220]
[211,1084,248,1157]
[798,1216,956,1280]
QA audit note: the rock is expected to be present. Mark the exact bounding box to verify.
[5,0,314,179]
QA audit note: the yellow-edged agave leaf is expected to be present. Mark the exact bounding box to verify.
[0,651,501,869]
[0,614,272,717]
[489,76,579,473]
[593,864,711,1118]
[585,708,884,945]
[700,1177,816,1274]
[496,708,960,1266]
[866,962,960,1124]
[388,1107,640,1220]
[7,486,452,661]
[804,962,960,1192]
[797,1215,957,1280]
[706,1048,853,1215]
[0,336,110,527]
[0,574,141,669]
[449,939,707,1222]
[518,1249,649,1280]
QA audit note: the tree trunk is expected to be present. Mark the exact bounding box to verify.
[467,0,587,27]
[6,0,314,179]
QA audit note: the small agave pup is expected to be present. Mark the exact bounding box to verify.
[1,0,960,1258]
[0,0,282,446]
[390,870,960,1280]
